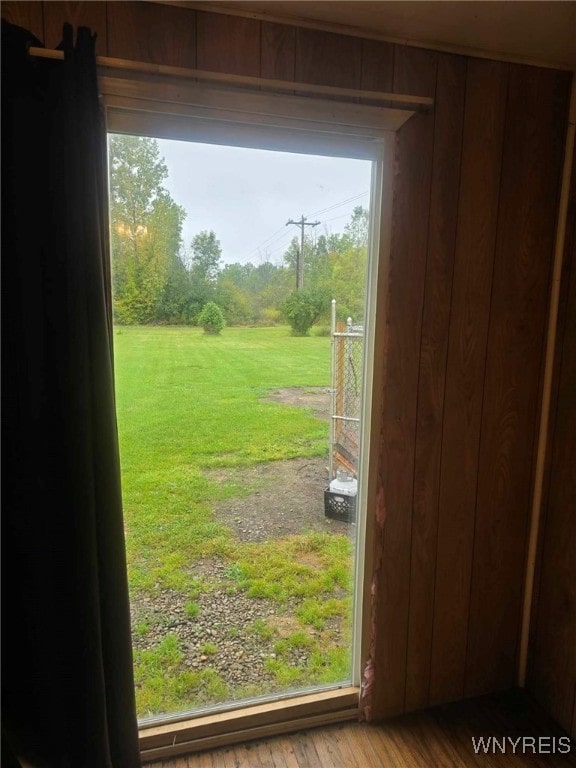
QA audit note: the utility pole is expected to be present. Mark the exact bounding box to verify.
[286,215,321,290]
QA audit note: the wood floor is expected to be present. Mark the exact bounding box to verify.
[146,689,576,767]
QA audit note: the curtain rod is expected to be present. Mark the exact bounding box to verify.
[27,46,433,113]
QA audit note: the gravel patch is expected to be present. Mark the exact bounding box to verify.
[130,386,354,700]
[131,560,320,694]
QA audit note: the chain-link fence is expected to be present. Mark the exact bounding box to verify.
[329,302,364,481]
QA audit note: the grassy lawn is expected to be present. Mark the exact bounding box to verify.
[114,326,354,717]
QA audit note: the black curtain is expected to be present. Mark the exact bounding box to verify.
[2,21,141,768]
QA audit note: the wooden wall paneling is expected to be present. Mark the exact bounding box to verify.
[527,151,576,738]
[525,92,575,639]
[1,0,43,42]
[392,46,439,99]
[4,0,571,728]
[260,21,295,82]
[429,58,508,705]
[573,692,576,742]
[360,39,394,95]
[530,240,576,736]
[294,28,362,89]
[43,2,107,55]
[107,2,196,69]
[370,45,437,719]
[196,11,260,77]
[404,53,467,712]
[527,142,576,711]
[465,66,571,698]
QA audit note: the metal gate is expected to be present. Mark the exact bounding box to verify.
[329,299,364,481]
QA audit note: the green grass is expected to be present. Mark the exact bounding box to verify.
[184,601,200,619]
[233,533,353,602]
[201,642,218,656]
[134,635,229,717]
[115,325,329,469]
[296,597,350,630]
[115,326,331,592]
[114,325,353,717]
[248,618,275,642]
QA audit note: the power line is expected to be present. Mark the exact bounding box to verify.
[252,229,296,261]
[257,208,361,263]
[321,212,354,225]
[238,226,286,262]
[240,191,369,263]
[263,231,296,260]
[306,190,368,218]
[286,215,321,290]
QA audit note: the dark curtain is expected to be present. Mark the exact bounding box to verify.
[1,21,141,768]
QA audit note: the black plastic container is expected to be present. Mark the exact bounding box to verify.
[324,488,356,523]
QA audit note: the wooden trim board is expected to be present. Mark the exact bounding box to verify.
[28,46,433,111]
[139,687,359,761]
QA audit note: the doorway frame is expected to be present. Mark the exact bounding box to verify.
[102,71,404,760]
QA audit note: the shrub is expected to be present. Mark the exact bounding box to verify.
[198,301,225,335]
[260,307,281,325]
[283,288,327,336]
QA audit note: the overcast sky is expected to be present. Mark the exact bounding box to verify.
[156,138,372,266]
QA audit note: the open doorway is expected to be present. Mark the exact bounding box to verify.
[108,129,381,727]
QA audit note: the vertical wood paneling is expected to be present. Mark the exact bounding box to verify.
[465,66,570,697]
[295,28,361,89]
[526,166,576,665]
[1,0,43,41]
[360,39,394,93]
[405,53,466,712]
[2,2,573,726]
[371,45,437,719]
[529,238,576,736]
[429,59,509,705]
[527,144,576,739]
[260,21,295,81]
[526,126,576,728]
[196,11,260,77]
[43,1,107,55]
[107,2,196,68]
[393,46,438,98]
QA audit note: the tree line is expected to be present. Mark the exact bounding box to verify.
[109,135,368,332]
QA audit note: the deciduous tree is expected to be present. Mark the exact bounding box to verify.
[109,135,186,323]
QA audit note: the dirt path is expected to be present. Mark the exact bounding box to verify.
[209,455,350,542]
[264,386,332,421]
[209,386,349,542]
